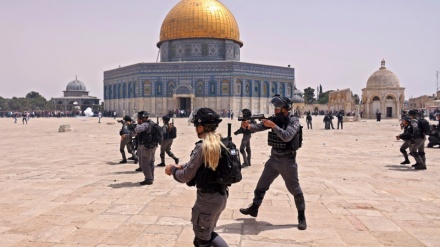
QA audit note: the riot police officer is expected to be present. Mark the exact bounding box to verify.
[119,115,137,164]
[407,110,427,170]
[134,111,158,185]
[165,108,229,247]
[234,109,255,168]
[427,113,440,147]
[239,95,307,230]
[156,115,179,167]
[396,116,411,165]
[306,112,312,129]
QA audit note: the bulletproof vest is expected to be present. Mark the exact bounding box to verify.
[267,117,296,151]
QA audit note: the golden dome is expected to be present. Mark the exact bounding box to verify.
[158,0,242,47]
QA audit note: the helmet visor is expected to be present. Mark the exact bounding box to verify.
[270,97,285,109]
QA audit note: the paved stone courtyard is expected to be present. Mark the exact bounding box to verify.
[0,116,439,247]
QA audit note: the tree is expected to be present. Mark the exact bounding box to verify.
[317,90,333,104]
[353,94,360,104]
[0,96,6,110]
[26,91,43,99]
[303,87,315,103]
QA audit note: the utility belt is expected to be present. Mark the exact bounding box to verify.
[271,150,297,162]
[198,184,227,195]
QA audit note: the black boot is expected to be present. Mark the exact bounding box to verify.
[400,160,410,165]
[297,210,307,230]
[414,164,427,170]
[119,159,127,164]
[156,162,165,167]
[173,157,179,164]
[239,203,259,217]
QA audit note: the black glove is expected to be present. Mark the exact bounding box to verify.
[234,131,238,135]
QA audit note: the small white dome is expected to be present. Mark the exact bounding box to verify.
[366,60,400,88]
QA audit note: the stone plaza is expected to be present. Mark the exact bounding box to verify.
[0,116,439,246]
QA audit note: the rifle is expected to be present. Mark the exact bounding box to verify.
[238,114,274,121]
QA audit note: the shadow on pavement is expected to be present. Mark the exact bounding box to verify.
[385,164,416,172]
[108,182,140,188]
[217,218,296,235]
[106,161,120,166]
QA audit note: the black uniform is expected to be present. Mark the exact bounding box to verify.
[427,119,440,147]
[240,112,306,230]
[171,142,228,247]
[337,112,344,129]
[234,119,256,167]
[399,118,426,169]
[306,113,312,129]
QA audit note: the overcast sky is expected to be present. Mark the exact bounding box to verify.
[1,0,439,100]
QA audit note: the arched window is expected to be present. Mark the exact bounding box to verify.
[168,80,175,97]
[386,95,394,100]
[263,81,269,97]
[113,84,117,99]
[236,79,242,96]
[123,83,127,98]
[209,80,217,95]
[118,84,121,99]
[144,80,151,96]
[156,81,163,95]
[128,82,131,98]
[221,79,229,95]
[373,96,380,101]
[196,80,204,96]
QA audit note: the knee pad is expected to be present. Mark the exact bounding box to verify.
[419,152,425,156]
[239,148,245,154]
[160,153,165,158]
[120,149,124,153]
[399,148,407,154]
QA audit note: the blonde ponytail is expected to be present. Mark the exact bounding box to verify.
[201,132,224,170]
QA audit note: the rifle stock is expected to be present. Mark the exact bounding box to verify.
[238,114,272,121]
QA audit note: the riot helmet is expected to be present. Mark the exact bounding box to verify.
[241,108,252,118]
[190,108,222,127]
[408,109,418,116]
[162,115,170,123]
[123,115,132,122]
[270,94,292,110]
[137,111,149,120]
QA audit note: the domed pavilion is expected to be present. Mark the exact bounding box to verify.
[104,0,296,117]
[361,60,405,119]
[52,77,100,112]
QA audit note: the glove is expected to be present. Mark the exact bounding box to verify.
[234,131,238,135]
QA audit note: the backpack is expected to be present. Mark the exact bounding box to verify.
[215,138,242,185]
[292,125,303,150]
[418,119,430,135]
[142,120,163,146]
[168,125,177,139]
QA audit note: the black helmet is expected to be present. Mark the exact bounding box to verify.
[241,108,252,118]
[190,108,222,127]
[137,111,149,119]
[408,109,418,116]
[162,115,170,122]
[401,116,411,123]
[123,115,132,122]
[270,94,292,110]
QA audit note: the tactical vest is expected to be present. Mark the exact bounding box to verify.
[267,116,300,152]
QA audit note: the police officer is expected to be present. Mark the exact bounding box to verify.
[239,95,307,230]
[427,113,440,148]
[234,109,255,168]
[337,110,344,129]
[134,111,158,185]
[119,115,137,164]
[165,108,229,247]
[306,112,312,129]
[156,115,179,167]
[396,116,411,165]
[407,110,427,170]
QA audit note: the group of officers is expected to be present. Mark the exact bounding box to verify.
[396,110,440,170]
[116,95,307,247]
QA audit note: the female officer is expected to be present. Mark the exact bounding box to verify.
[165,108,229,247]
